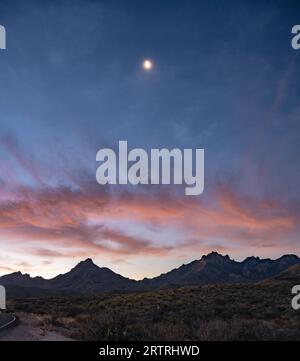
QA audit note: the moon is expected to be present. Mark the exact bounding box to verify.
[143,59,153,70]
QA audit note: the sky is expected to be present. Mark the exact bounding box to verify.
[0,0,300,279]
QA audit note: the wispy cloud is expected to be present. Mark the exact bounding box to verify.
[0,181,298,268]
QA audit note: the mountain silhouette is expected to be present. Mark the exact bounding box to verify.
[48,258,135,292]
[138,252,300,288]
[0,252,299,294]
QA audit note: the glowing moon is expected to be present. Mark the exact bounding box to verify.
[143,59,153,70]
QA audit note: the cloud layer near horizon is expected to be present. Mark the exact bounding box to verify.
[0,179,299,277]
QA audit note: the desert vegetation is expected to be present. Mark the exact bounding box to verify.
[6,277,300,341]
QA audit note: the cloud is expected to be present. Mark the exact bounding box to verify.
[0,266,16,273]
[0,180,298,265]
[1,132,44,186]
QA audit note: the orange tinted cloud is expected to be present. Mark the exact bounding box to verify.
[0,183,298,264]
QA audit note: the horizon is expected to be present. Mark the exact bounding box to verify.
[1,250,300,281]
[0,0,300,280]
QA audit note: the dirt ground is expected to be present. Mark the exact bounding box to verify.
[0,314,73,341]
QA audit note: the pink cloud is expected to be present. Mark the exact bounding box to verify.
[0,182,298,265]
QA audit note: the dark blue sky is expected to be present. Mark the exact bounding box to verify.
[0,0,299,278]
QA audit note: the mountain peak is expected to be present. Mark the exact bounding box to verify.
[278,254,299,261]
[243,256,261,263]
[73,258,98,271]
[202,252,230,261]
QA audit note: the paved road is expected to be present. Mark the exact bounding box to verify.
[0,313,16,331]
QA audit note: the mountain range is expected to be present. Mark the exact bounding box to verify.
[1,252,299,295]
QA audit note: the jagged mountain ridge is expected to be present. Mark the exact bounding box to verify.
[1,252,299,293]
[138,252,300,288]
